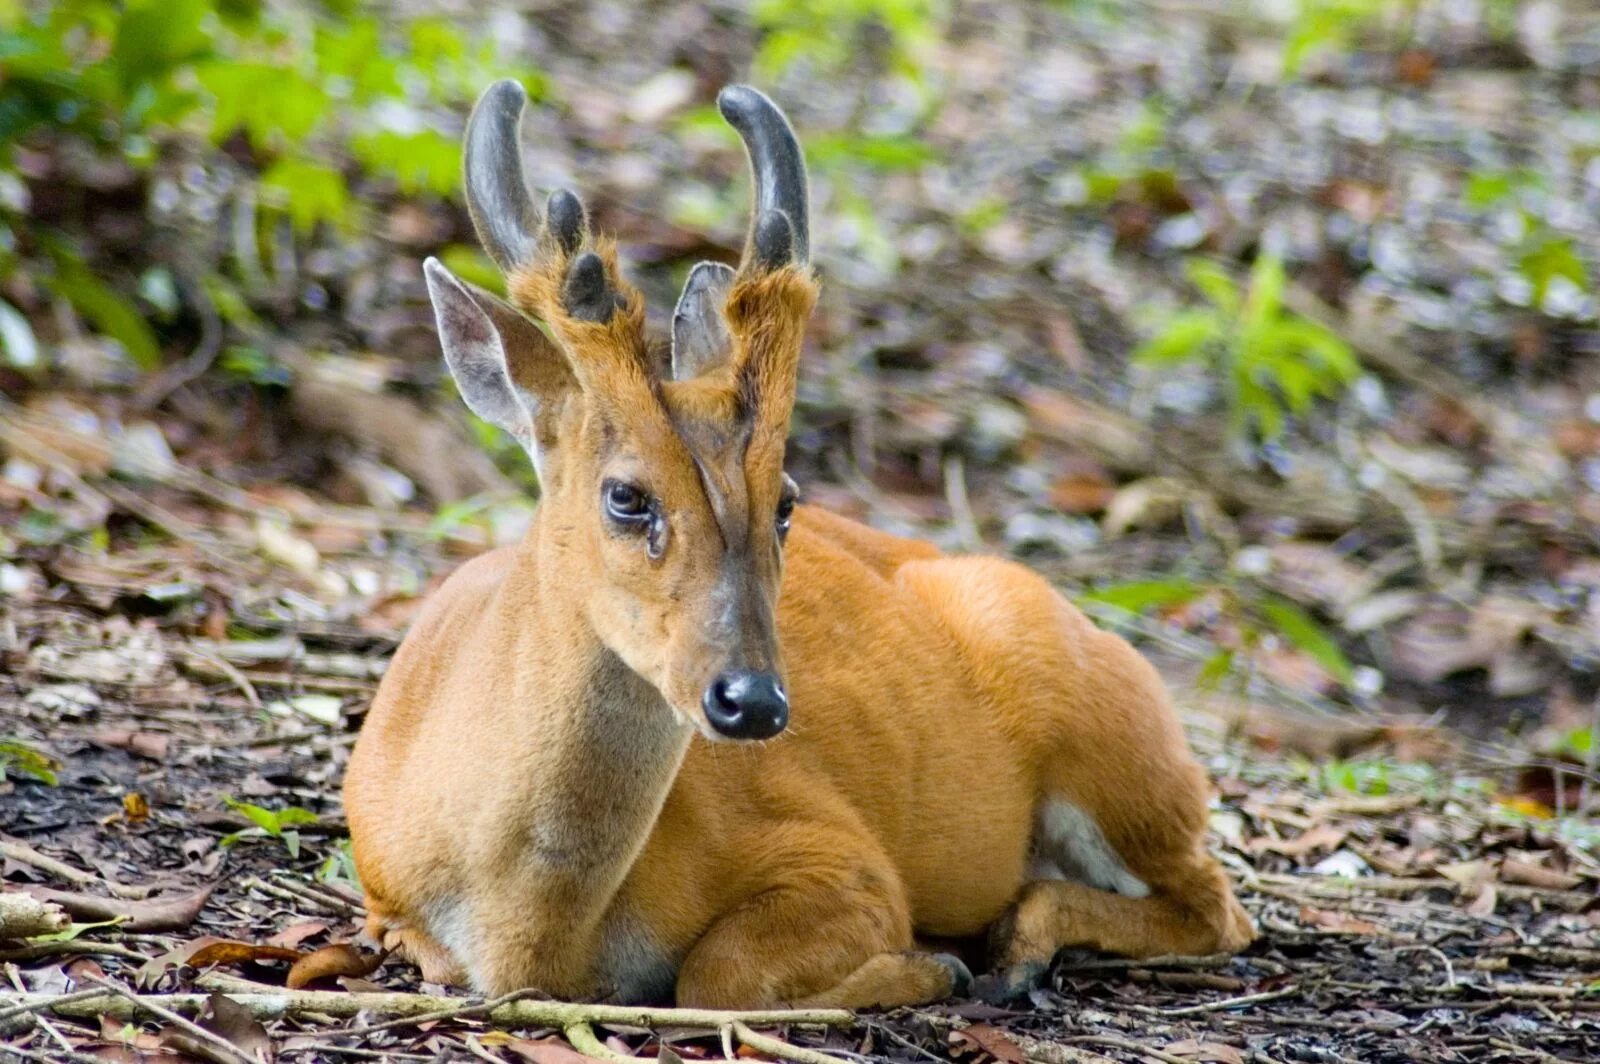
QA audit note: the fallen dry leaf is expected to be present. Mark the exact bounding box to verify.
[1252,823,1347,858]
[267,920,330,949]
[285,942,384,989]
[198,991,275,1063]
[1164,1039,1246,1064]
[122,792,150,824]
[93,730,171,761]
[188,939,305,970]
[504,1037,609,1064]
[1299,906,1379,935]
[23,884,214,932]
[949,1023,1027,1064]
[1499,857,1582,891]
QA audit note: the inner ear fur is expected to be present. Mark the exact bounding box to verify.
[424,258,578,471]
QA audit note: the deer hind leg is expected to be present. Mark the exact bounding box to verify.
[674,832,968,1009]
[991,854,1254,970]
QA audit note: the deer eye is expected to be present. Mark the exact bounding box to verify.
[603,480,651,525]
[776,476,799,538]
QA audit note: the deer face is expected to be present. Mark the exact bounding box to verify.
[424,83,817,741]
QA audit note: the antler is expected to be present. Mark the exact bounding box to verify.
[465,80,622,324]
[671,86,810,380]
[718,85,810,272]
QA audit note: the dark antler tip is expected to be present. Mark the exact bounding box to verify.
[546,189,586,254]
[752,209,794,271]
[564,251,617,323]
[717,84,763,123]
[482,78,528,110]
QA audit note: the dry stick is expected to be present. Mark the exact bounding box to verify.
[0,1040,109,1064]
[462,1033,512,1064]
[85,976,253,1064]
[1253,871,1596,908]
[565,1019,646,1062]
[0,840,148,901]
[240,876,363,918]
[0,987,116,1026]
[267,874,366,917]
[1140,985,1300,1017]
[1063,1034,1194,1064]
[142,973,854,1029]
[731,1021,846,1064]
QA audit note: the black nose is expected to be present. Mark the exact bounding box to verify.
[702,670,789,739]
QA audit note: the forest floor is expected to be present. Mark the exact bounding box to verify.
[5,0,1600,1061]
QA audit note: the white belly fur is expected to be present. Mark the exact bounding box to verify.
[1030,798,1150,898]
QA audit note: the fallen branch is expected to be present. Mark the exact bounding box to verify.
[731,1020,845,1064]
[0,891,69,939]
[86,977,253,1064]
[12,975,855,1032]
[565,1019,644,1062]
[0,840,149,900]
[1254,871,1596,910]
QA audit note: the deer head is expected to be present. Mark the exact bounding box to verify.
[423,81,818,742]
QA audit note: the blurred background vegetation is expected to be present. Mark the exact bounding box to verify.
[3,0,1600,785]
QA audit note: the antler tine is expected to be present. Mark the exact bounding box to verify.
[465,80,625,327]
[718,85,810,271]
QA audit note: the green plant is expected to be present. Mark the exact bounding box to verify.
[0,738,59,785]
[1464,168,1591,312]
[1079,575,1357,692]
[1280,0,1391,76]
[317,837,361,892]
[220,795,320,858]
[752,0,945,85]
[0,0,541,372]
[1134,255,1360,441]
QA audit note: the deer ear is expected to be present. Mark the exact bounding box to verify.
[424,257,577,478]
[671,261,736,379]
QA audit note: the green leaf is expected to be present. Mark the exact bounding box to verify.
[0,739,59,785]
[45,255,163,369]
[1183,258,1240,316]
[1518,237,1588,309]
[1196,649,1236,691]
[1079,578,1204,614]
[30,917,123,942]
[109,0,213,98]
[349,129,461,197]
[1243,254,1286,335]
[260,157,349,234]
[1258,597,1355,686]
[1133,310,1223,367]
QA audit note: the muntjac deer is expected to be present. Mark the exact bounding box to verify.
[344,81,1254,1008]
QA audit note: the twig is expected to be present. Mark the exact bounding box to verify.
[0,840,148,899]
[0,1041,109,1064]
[132,274,224,411]
[0,940,153,963]
[1393,945,1457,989]
[21,972,857,1030]
[0,987,116,1026]
[462,1034,511,1063]
[566,1020,645,1062]
[1138,985,1300,1016]
[86,976,253,1064]
[732,1021,846,1064]
[1063,1034,1195,1064]
[241,875,364,918]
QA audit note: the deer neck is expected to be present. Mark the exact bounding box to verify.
[481,517,693,976]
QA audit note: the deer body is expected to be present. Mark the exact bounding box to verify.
[344,82,1252,1008]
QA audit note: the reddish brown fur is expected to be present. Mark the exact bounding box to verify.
[346,181,1251,1008]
